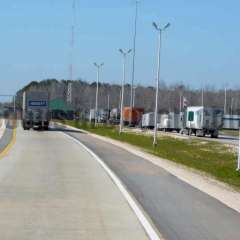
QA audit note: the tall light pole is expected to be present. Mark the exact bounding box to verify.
[179,94,182,113]
[237,128,240,172]
[224,87,227,115]
[152,22,170,146]
[201,87,204,106]
[12,95,16,113]
[231,97,234,115]
[131,1,139,108]
[107,94,110,111]
[237,127,240,172]
[119,49,132,134]
[133,86,137,107]
[94,62,104,126]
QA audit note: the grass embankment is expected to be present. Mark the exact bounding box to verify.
[57,120,240,190]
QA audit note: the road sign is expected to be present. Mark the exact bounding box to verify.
[29,101,47,107]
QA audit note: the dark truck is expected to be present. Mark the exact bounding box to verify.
[22,91,50,130]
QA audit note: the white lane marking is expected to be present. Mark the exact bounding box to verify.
[62,132,162,240]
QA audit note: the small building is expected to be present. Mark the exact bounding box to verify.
[49,99,74,120]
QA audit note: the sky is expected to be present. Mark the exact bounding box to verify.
[0,0,240,97]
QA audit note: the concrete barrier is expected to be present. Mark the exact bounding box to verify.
[0,119,6,139]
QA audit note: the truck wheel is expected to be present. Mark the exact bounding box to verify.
[196,130,204,137]
[23,123,28,130]
[211,130,218,138]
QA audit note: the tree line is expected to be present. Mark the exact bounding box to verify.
[16,79,240,115]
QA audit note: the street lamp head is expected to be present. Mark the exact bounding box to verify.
[153,22,171,31]
[119,49,132,55]
[164,23,171,30]
[94,62,104,68]
[152,22,159,31]
[119,49,124,54]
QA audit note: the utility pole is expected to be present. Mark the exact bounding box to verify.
[152,22,170,146]
[119,49,132,134]
[94,62,104,126]
[67,82,72,103]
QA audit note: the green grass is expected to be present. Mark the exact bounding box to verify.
[56,120,240,190]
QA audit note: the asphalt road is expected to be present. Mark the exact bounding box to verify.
[127,128,239,147]
[56,125,240,240]
[0,126,148,240]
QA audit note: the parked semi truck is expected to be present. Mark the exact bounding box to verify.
[185,106,223,138]
[22,91,50,130]
[109,108,120,125]
[123,107,144,126]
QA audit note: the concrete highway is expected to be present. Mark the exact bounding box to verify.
[0,122,240,240]
[0,124,148,240]
[55,124,240,240]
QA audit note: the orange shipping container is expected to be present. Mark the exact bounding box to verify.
[122,107,144,125]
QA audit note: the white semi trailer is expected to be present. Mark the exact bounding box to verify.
[157,112,183,132]
[22,91,50,130]
[142,112,160,129]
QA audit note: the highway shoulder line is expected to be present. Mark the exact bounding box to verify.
[0,128,17,160]
[62,131,163,240]
[55,122,240,214]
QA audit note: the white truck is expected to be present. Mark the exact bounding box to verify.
[142,112,160,129]
[185,106,223,138]
[22,91,50,130]
[109,108,120,125]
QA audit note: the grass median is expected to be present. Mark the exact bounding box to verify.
[57,120,240,190]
